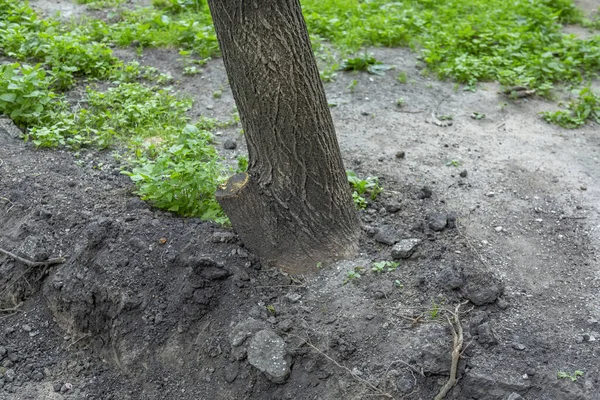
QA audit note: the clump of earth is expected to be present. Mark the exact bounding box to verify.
[1,1,599,399]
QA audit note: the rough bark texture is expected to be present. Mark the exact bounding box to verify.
[208,0,360,274]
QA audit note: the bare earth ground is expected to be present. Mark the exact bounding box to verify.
[0,1,599,399]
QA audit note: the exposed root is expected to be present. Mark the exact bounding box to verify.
[434,303,465,400]
[0,301,23,314]
[0,247,66,267]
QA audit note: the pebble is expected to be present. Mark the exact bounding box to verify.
[459,169,468,178]
[53,383,62,392]
[494,226,503,232]
[223,139,237,150]
[512,342,526,351]
[385,202,401,213]
[580,185,587,191]
[391,238,421,259]
[4,369,15,383]
[395,151,406,159]
[496,298,509,310]
[486,192,495,197]
[428,213,447,231]
[374,227,399,246]
[419,186,433,199]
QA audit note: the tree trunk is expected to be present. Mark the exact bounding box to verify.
[208,0,360,274]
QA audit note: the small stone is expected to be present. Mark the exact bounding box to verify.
[0,347,6,358]
[374,227,399,246]
[494,226,503,232]
[223,139,237,150]
[230,331,248,347]
[496,297,509,310]
[385,202,401,213]
[32,371,44,381]
[278,319,293,332]
[582,333,591,342]
[53,383,62,392]
[428,213,447,231]
[419,186,433,199]
[580,185,587,191]
[446,213,457,229]
[512,342,526,351]
[486,192,495,197]
[4,369,15,383]
[247,330,291,384]
[508,392,524,400]
[21,324,32,332]
[437,266,463,290]
[459,170,468,178]
[477,322,498,346]
[211,231,237,243]
[395,151,406,159]
[391,239,421,259]
[224,363,239,383]
[2,360,13,369]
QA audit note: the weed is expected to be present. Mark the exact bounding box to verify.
[371,261,399,273]
[394,280,403,289]
[343,267,364,285]
[346,170,383,200]
[0,63,58,127]
[397,71,408,84]
[347,79,358,92]
[266,304,276,316]
[236,155,248,173]
[396,98,406,107]
[542,87,600,128]
[339,54,392,75]
[557,370,584,382]
[470,112,486,120]
[446,160,461,168]
[212,89,222,99]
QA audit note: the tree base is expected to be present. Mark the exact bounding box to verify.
[216,173,358,275]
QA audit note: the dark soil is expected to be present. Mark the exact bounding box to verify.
[1,1,600,399]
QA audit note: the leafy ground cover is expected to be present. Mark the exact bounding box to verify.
[1,0,599,222]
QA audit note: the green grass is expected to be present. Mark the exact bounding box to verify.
[1,0,600,226]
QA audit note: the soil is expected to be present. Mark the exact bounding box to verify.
[1,1,599,400]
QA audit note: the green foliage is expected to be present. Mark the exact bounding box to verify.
[347,170,383,209]
[557,370,584,381]
[123,124,226,222]
[236,155,248,173]
[77,0,126,9]
[542,87,600,128]
[339,54,392,75]
[343,266,365,285]
[0,63,57,127]
[371,261,399,273]
[303,0,598,93]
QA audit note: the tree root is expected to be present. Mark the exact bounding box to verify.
[0,247,66,267]
[434,303,465,400]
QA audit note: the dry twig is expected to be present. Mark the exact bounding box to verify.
[0,247,66,267]
[434,303,465,400]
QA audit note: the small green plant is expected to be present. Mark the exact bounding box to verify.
[470,112,485,120]
[316,261,323,269]
[346,170,383,198]
[394,279,403,289]
[446,159,461,167]
[542,87,600,128]
[430,303,440,319]
[347,79,358,92]
[0,63,58,127]
[339,54,392,76]
[557,370,584,382]
[319,64,338,82]
[266,304,276,316]
[212,89,222,99]
[397,71,407,83]
[371,261,399,273]
[344,266,365,285]
[396,98,406,107]
[236,155,248,173]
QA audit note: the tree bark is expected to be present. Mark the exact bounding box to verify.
[208,0,360,274]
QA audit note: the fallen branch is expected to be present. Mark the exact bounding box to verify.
[0,247,66,267]
[434,303,465,400]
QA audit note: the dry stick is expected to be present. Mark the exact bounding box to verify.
[0,247,66,267]
[0,302,23,313]
[434,304,464,400]
[290,334,394,399]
